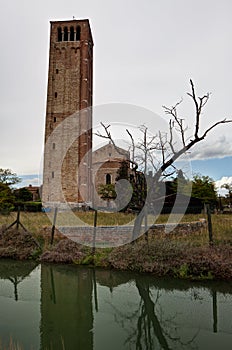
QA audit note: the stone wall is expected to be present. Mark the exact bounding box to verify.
[57,220,206,247]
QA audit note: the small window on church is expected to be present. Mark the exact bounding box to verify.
[53,143,55,149]
[70,26,74,41]
[52,171,54,179]
[106,174,111,185]
[57,27,62,42]
[55,92,57,98]
[56,69,59,74]
[76,26,81,41]
[54,117,56,122]
[64,27,68,41]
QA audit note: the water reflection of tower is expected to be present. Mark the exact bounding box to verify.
[40,265,93,350]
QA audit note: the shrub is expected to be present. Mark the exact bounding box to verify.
[14,201,42,212]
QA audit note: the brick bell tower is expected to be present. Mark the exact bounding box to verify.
[42,19,93,207]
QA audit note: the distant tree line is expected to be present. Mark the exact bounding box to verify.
[99,161,218,214]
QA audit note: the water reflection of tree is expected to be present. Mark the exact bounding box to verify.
[0,260,38,301]
[109,277,198,350]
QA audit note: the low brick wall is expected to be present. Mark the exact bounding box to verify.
[55,220,206,247]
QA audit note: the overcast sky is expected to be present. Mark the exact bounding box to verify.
[0,0,232,187]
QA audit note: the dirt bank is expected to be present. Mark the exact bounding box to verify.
[1,225,232,281]
[0,227,40,260]
[40,233,232,280]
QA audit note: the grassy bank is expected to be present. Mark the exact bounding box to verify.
[0,212,232,280]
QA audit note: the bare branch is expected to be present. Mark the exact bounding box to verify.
[95,122,138,170]
[163,99,186,147]
[159,131,166,165]
[126,129,135,163]
[187,79,210,140]
[162,98,183,117]
[162,169,176,178]
[158,80,232,181]
[200,119,232,140]
[160,117,232,177]
[168,120,176,155]
[95,122,125,155]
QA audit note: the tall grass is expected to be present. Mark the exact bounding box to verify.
[0,212,50,235]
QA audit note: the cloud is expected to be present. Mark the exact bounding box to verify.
[215,176,232,188]
[215,176,232,195]
[189,135,232,161]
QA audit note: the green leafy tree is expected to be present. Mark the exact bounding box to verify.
[116,161,146,211]
[98,184,116,202]
[0,168,20,185]
[0,182,15,212]
[115,160,134,210]
[191,174,217,204]
[116,160,129,181]
[14,188,33,202]
[0,168,21,212]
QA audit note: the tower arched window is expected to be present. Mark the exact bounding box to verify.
[70,26,74,41]
[76,26,81,41]
[64,27,68,41]
[106,174,111,185]
[57,27,62,42]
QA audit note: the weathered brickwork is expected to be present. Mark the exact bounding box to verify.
[42,20,93,206]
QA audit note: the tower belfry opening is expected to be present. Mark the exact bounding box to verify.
[42,19,93,207]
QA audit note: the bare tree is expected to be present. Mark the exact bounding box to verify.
[95,80,232,239]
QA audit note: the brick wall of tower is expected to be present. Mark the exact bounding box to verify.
[42,20,93,206]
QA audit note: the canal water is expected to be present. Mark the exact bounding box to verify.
[0,260,232,349]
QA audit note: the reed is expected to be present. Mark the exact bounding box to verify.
[0,338,23,350]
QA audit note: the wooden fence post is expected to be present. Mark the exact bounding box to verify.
[16,206,20,230]
[92,209,98,256]
[2,206,27,233]
[50,207,58,245]
[206,204,213,244]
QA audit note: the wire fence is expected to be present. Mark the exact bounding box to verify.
[0,207,231,246]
